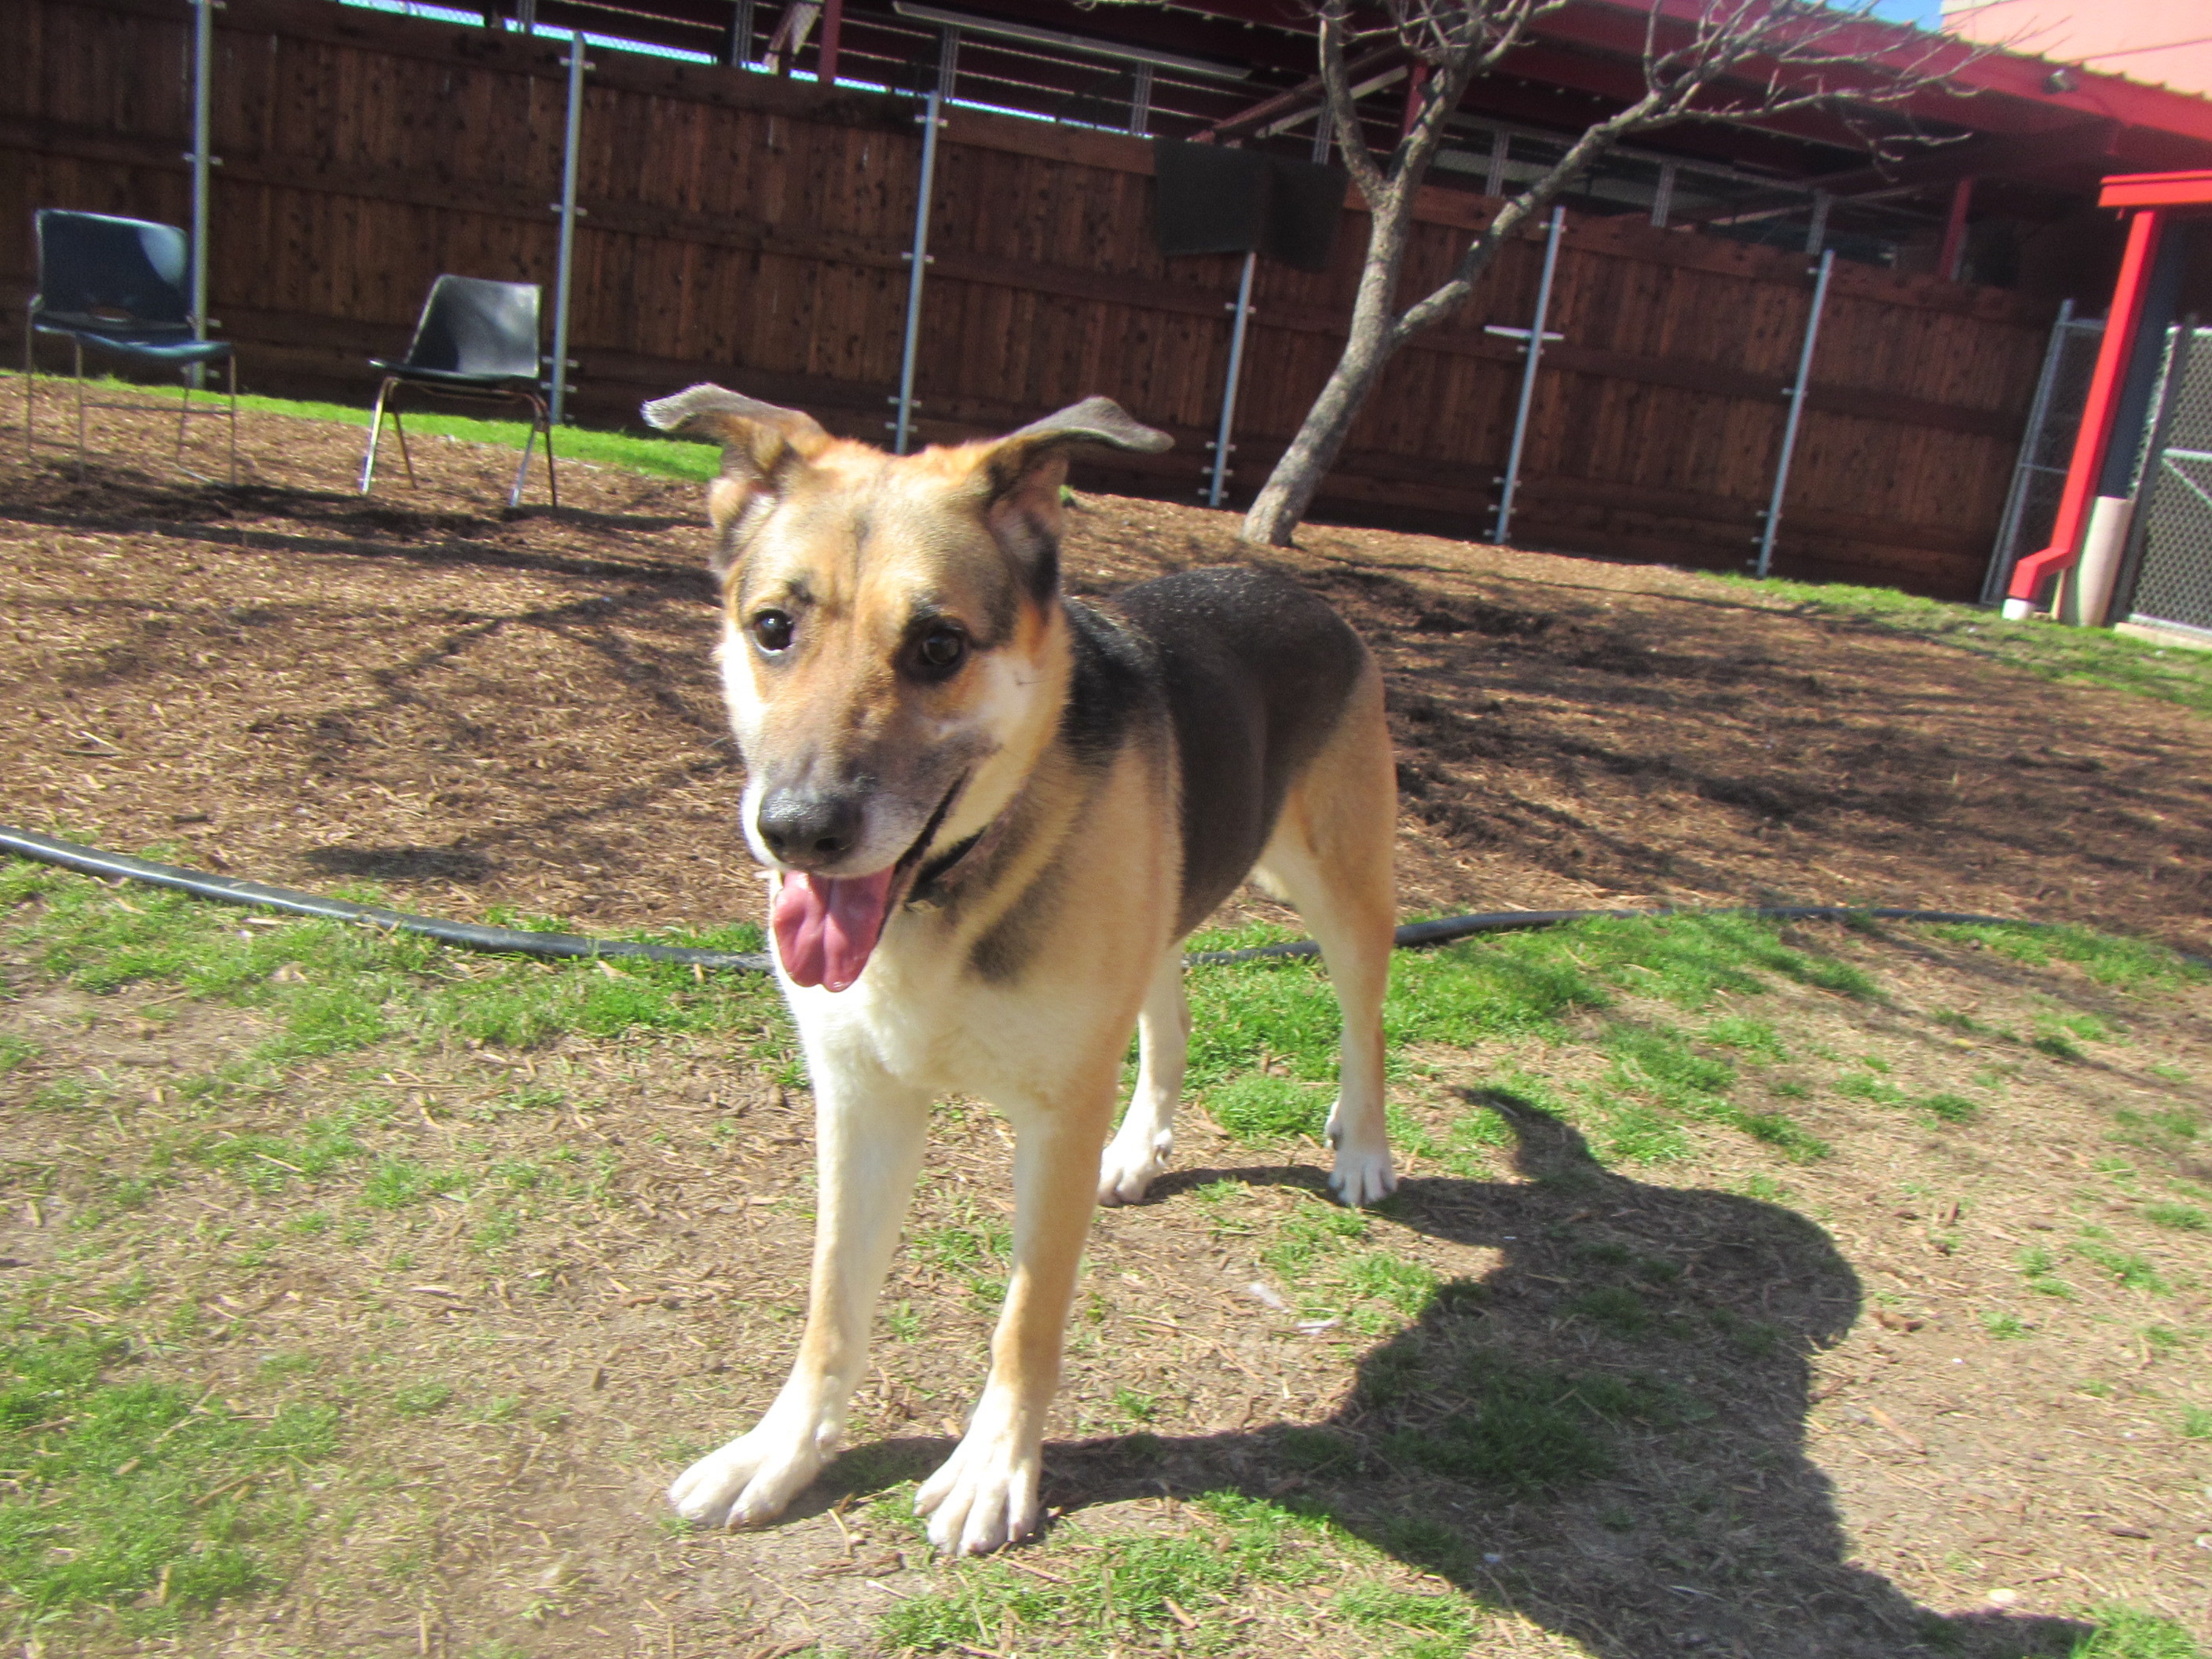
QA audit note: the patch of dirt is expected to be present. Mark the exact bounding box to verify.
[2,382,2210,957]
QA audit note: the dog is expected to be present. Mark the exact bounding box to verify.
[640,383,1397,1556]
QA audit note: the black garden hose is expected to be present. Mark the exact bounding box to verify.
[0,826,772,971]
[1187,904,2050,965]
[0,824,2062,975]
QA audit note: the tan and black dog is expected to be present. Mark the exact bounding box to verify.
[642,383,1397,1555]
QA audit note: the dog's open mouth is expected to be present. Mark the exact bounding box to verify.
[769,778,964,992]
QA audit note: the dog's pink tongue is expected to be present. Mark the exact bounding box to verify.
[771,869,898,992]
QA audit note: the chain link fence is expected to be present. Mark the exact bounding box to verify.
[2116,325,2212,638]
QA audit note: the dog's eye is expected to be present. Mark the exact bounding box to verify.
[914,624,967,674]
[751,610,794,653]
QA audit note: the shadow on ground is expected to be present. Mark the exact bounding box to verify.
[826,1097,2089,1659]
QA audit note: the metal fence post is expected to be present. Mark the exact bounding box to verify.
[1804,190,1831,257]
[549,31,588,426]
[188,0,217,386]
[892,85,944,455]
[1207,250,1257,508]
[1756,248,1835,579]
[1491,206,1565,544]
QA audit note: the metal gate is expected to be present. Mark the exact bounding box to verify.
[1980,302,2104,606]
[2115,325,2212,639]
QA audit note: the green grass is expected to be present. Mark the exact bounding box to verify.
[1337,1582,1479,1657]
[1716,571,2212,722]
[2068,1605,2208,1659]
[2142,1202,2208,1232]
[1379,1350,1664,1492]
[1207,1074,1329,1144]
[1340,1251,1440,1317]
[1930,921,2207,993]
[2075,1233,2169,1295]
[1185,914,1873,1166]
[0,859,793,1068]
[20,372,724,484]
[0,1320,337,1630]
[877,1490,1335,1654]
[1259,1197,1369,1284]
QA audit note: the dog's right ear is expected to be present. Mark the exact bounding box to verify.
[642,384,833,579]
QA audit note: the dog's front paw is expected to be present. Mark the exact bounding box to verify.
[668,1415,832,1529]
[1328,1144,1397,1207]
[914,1410,1042,1555]
[1324,1100,1397,1207]
[1097,1123,1173,1206]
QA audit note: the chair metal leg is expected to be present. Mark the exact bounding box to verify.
[225,354,238,485]
[544,411,557,510]
[22,313,33,462]
[359,376,395,493]
[71,339,86,481]
[177,372,193,467]
[508,393,544,509]
[391,407,417,488]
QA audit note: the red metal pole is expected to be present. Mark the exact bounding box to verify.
[1937,177,1973,281]
[1401,61,1428,137]
[818,0,841,87]
[2005,207,2163,610]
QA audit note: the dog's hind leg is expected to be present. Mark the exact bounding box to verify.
[1253,660,1397,1207]
[669,1052,929,1529]
[1097,947,1190,1206]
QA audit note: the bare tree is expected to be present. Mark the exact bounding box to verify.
[1240,0,1972,547]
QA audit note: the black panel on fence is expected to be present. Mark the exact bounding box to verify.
[1152,139,1345,273]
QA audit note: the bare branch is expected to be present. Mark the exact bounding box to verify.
[1317,3,1389,204]
[1245,0,1999,546]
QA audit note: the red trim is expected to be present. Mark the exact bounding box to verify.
[818,0,842,87]
[1938,178,1974,281]
[2007,209,2163,604]
[1401,61,1430,139]
[2100,170,2212,209]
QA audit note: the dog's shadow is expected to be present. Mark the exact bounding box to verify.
[826,1093,2088,1658]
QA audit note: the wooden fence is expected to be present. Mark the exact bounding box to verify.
[2,0,2060,597]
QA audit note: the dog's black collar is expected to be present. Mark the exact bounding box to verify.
[906,792,1018,912]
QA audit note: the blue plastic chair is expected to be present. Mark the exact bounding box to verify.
[23,209,237,482]
[359,275,557,509]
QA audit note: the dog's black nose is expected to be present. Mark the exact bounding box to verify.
[757,789,863,865]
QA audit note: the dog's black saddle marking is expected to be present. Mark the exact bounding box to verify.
[1097,567,1366,938]
[961,569,1364,984]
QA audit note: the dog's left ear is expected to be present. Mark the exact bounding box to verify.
[981,398,1172,602]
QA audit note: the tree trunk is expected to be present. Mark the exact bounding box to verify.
[1240,188,1413,547]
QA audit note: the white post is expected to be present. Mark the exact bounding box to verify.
[1649,161,1675,229]
[1804,189,1831,257]
[188,0,215,385]
[550,31,587,425]
[1207,250,1258,508]
[892,86,943,455]
[1130,62,1152,137]
[1309,100,1334,164]
[1756,249,1835,579]
[1492,207,1565,544]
